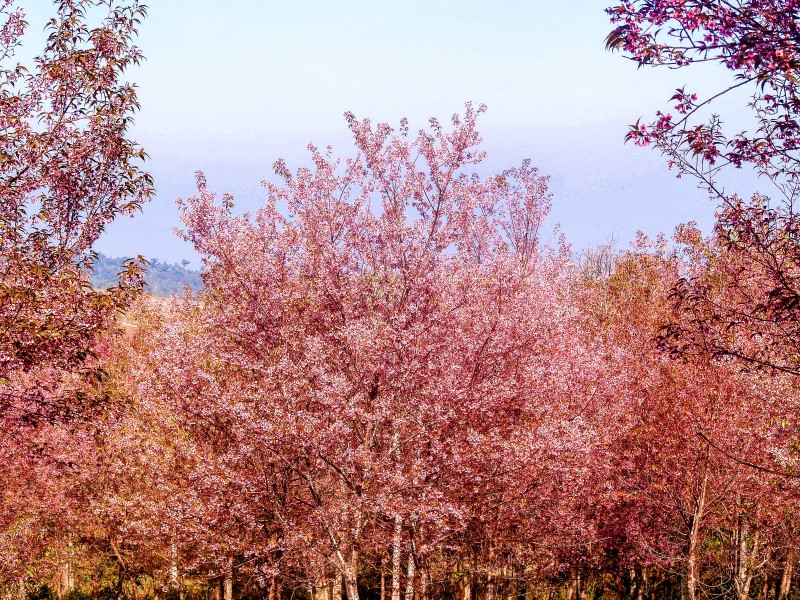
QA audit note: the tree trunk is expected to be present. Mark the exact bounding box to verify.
[392,516,403,600]
[332,574,343,600]
[565,569,578,600]
[170,538,179,590]
[57,558,73,600]
[268,578,282,600]
[686,469,709,600]
[636,568,647,600]
[344,549,360,600]
[315,577,330,600]
[115,562,124,600]
[487,573,495,600]
[224,557,234,600]
[344,578,359,600]
[66,559,74,599]
[687,517,702,600]
[404,553,416,600]
[486,544,496,600]
[779,549,795,600]
[734,514,760,600]
[420,567,429,600]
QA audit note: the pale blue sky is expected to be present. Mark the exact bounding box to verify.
[24,1,757,264]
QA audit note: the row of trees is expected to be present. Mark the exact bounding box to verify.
[90,254,201,296]
[3,106,800,600]
[3,1,800,600]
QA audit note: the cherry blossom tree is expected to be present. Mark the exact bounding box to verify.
[0,0,152,430]
[0,2,151,593]
[121,104,603,600]
[605,1,800,381]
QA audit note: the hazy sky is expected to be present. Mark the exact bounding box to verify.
[24,1,760,265]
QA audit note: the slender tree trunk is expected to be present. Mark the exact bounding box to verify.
[392,516,403,600]
[686,469,709,600]
[735,513,746,593]
[315,577,329,600]
[269,578,282,600]
[224,557,234,600]
[486,544,496,600]
[734,514,760,600]
[344,578,359,600]
[56,560,69,600]
[566,569,578,600]
[636,568,647,600]
[344,549,360,600]
[170,538,180,590]
[57,543,75,600]
[65,556,74,599]
[779,549,795,600]
[404,550,416,600]
[380,565,386,600]
[687,517,702,600]
[420,566,429,600]
[115,562,124,600]
[332,574,343,600]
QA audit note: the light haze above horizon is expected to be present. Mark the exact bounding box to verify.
[23,1,763,267]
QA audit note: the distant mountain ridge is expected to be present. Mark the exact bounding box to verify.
[91,253,203,297]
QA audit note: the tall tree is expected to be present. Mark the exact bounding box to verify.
[0,0,152,429]
[133,105,598,599]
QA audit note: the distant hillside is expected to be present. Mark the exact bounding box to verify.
[91,253,203,297]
